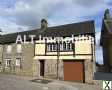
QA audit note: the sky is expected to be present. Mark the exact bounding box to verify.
[0,0,112,64]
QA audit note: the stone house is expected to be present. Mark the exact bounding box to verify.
[0,38,35,76]
[34,19,95,83]
[0,19,95,83]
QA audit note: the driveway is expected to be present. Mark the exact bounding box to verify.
[0,74,102,90]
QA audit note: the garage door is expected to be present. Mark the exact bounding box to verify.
[64,60,84,83]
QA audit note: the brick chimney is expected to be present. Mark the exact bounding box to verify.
[41,19,48,29]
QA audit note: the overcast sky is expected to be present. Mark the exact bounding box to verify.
[0,0,112,64]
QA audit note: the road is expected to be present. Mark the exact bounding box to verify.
[0,74,102,90]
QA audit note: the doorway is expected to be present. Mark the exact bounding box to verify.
[40,60,45,77]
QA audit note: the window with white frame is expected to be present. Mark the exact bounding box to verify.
[46,42,73,52]
[17,44,22,53]
[5,59,11,67]
[7,45,12,53]
[16,58,21,66]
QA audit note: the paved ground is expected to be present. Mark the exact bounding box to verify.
[0,74,102,90]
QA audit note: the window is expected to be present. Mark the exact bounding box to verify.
[63,42,66,51]
[17,44,22,53]
[47,43,57,51]
[5,59,11,67]
[46,42,73,52]
[16,58,21,66]
[7,45,12,53]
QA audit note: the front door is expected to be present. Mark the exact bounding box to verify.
[40,60,45,76]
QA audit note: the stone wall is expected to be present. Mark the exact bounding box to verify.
[44,59,57,79]
[2,43,34,76]
[84,59,93,83]
[35,59,64,80]
[35,59,94,83]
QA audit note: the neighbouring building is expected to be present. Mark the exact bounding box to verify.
[100,9,112,72]
[0,19,95,83]
[0,34,35,76]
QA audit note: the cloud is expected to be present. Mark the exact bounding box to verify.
[95,31,101,46]
[0,0,16,8]
[104,0,112,6]
[0,0,111,33]
[2,0,64,29]
[0,17,28,33]
[73,0,105,7]
[95,31,103,64]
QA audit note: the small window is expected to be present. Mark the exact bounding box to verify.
[63,42,66,51]
[7,45,12,53]
[46,43,50,51]
[5,59,11,67]
[47,43,57,51]
[16,58,21,66]
[67,43,72,50]
[59,43,63,51]
[52,43,57,51]
[17,44,22,53]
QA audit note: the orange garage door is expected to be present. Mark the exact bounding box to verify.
[64,60,84,83]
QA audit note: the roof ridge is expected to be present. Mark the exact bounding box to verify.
[2,20,94,36]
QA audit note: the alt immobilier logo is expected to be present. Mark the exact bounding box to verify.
[103,81,112,90]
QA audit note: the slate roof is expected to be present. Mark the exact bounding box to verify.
[0,20,95,44]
